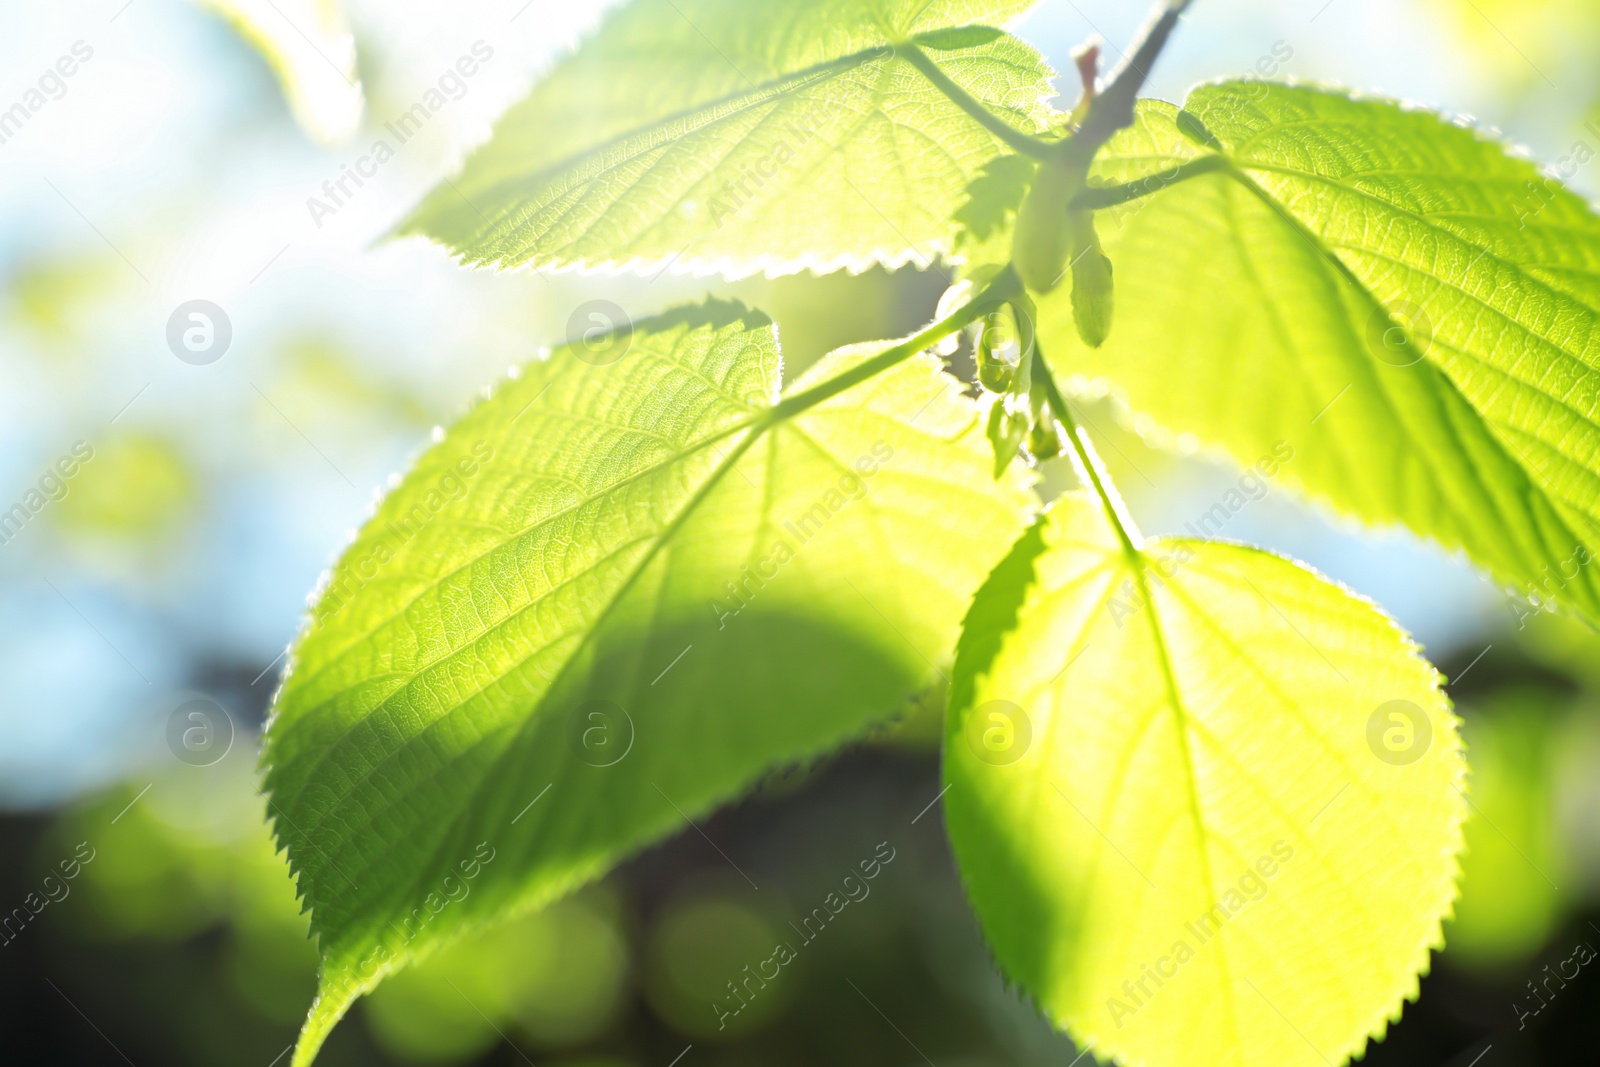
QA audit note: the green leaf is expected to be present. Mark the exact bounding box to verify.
[1067,210,1113,346]
[954,153,1037,258]
[1037,83,1600,624]
[264,301,1033,1065]
[396,0,1057,276]
[945,494,1466,1067]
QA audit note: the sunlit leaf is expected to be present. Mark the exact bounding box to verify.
[397,0,1056,277]
[945,494,1466,1067]
[263,301,1033,1064]
[1036,84,1600,624]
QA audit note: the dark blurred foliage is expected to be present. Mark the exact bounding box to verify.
[7,2,1600,1064]
[4,606,1600,1066]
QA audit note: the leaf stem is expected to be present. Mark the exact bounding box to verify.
[901,45,1062,160]
[1029,344,1144,556]
[904,0,1193,167]
[1071,154,1225,211]
[766,266,1023,421]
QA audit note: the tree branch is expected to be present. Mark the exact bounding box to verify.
[1065,0,1195,162]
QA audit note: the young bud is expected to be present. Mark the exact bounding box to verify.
[1028,416,1064,461]
[975,312,1018,393]
[985,398,1028,479]
[1069,210,1115,347]
[1012,159,1085,294]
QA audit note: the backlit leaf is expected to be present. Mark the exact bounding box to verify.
[263,301,1033,1064]
[397,0,1057,276]
[1038,83,1600,624]
[945,494,1466,1067]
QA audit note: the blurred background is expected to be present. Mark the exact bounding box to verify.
[2,0,1599,1064]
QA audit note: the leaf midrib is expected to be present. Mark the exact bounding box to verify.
[276,332,981,891]
[290,418,769,920]
[447,24,1028,247]
[1240,191,1568,567]
[1239,159,1600,372]
[435,47,878,223]
[302,359,990,943]
[1161,565,1414,987]
[1186,157,1600,609]
[1126,548,1246,1058]
[491,61,881,265]
[1319,238,1600,427]
[284,414,758,711]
